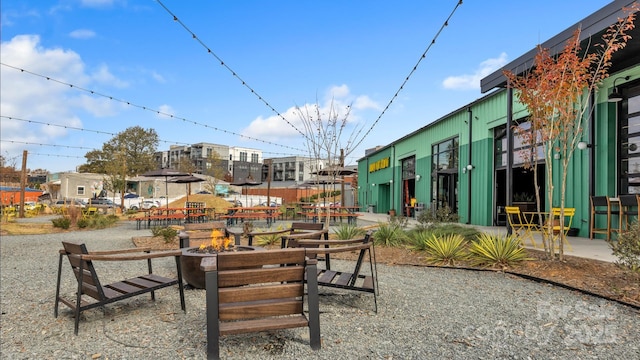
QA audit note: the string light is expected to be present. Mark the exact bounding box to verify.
[0,63,306,152]
[155,0,309,141]
[352,0,463,150]
[2,1,462,165]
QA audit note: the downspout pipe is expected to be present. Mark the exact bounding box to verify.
[467,107,472,224]
[588,89,595,198]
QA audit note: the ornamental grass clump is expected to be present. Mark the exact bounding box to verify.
[373,220,407,246]
[416,233,468,266]
[333,224,365,240]
[151,226,178,243]
[254,224,289,246]
[468,232,531,268]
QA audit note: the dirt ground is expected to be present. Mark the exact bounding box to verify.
[133,233,640,309]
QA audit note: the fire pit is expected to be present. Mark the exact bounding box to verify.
[180,246,261,289]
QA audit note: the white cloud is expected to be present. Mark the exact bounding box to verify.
[442,52,509,90]
[69,29,96,39]
[80,0,116,8]
[156,104,175,119]
[241,84,379,143]
[151,70,166,83]
[91,64,128,88]
[0,35,125,154]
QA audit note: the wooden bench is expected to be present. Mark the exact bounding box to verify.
[200,248,320,359]
[247,222,324,246]
[290,231,378,312]
[55,242,186,335]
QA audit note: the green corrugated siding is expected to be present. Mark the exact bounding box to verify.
[357,65,640,236]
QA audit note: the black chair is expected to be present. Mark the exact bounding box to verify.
[589,196,619,241]
[619,194,639,230]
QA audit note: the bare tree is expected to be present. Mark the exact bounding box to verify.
[296,97,363,227]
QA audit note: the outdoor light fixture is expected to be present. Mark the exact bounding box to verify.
[415,174,421,181]
[371,183,376,187]
[608,76,630,102]
[466,164,474,171]
[577,141,592,150]
[389,179,393,184]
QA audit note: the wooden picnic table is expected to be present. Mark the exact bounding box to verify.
[220,206,282,226]
[300,205,361,225]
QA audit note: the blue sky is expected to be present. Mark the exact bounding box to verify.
[1,0,612,173]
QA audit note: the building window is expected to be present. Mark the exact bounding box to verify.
[251,153,259,163]
[77,186,85,196]
[240,152,248,162]
[494,120,544,169]
[431,137,459,212]
[620,83,640,194]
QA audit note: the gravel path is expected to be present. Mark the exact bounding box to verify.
[1,221,639,359]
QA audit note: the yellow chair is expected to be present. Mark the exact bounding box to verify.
[505,206,539,248]
[550,207,575,251]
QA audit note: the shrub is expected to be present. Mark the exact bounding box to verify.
[151,226,178,243]
[608,221,640,272]
[51,216,71,229]
[254,224,289,246]
[333,224,365,240]
[77,218,89,228]
[408,224,480,244]
[416,233,468,266]
[468,232,531,268]
[373,221,407,246]
[417,204,459,224]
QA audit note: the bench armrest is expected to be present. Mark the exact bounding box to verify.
[77,249,182,261]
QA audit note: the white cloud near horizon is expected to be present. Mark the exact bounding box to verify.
[442,52,508,90]
[240,84,380,142]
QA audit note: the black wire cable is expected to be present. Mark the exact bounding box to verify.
[0,63,305,152]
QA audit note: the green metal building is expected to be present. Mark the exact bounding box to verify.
[358,0,640,238]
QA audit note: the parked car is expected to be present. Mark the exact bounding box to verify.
[139,200,161,210]
[259,201,279,207]
[87,198,122,213]
[53,199,86,208]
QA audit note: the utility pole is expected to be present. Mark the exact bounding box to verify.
[340,149,345,206]
[266,159,272,206]
[19,150,27,218]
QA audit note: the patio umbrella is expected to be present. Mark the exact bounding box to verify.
[310,166,357,176]
[141,168,190,210]
[169,175,205,203]
[231,177,262,207]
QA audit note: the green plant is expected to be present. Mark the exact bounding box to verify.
[333,224,365,240]
[513,192,535,202]
[608,221,640,272]
[151,226,178,243]
[51,216,71,229]
[415,233,468,266]
[468,232,531,268]
[77,218,89,228]
[409,224,480,244]
[417,204,459,224]
[253,224,289,246]
[373,221,407,246]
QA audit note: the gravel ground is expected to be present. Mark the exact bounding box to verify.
[1,220,639,359]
